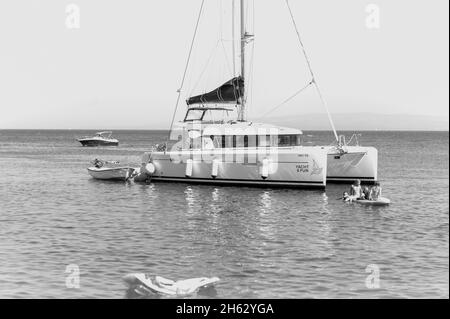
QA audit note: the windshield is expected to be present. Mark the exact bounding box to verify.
[184,109,205,121]
[184,108,236,122]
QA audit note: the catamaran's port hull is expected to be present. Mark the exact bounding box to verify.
[142,147,328,189]
[327,146,378,184]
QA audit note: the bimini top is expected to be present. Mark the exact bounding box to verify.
[186,77,244,106]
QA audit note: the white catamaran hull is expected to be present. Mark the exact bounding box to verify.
[138,146,377,187]
[327,146,378,184]
[141,147,328,188]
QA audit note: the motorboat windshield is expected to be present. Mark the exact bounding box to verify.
[96,131,113,138]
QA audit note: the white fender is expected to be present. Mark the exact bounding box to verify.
[211,159,220,178]
[144,162,155,175]
[185,159,193,177]
[260,158,270,179]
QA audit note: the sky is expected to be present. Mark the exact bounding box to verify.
[0,0,448,129]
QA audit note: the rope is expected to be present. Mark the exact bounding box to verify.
[259,80,313,119]
[221,39,234,78]
[247,40,255,118]
[190,40,220,96]
[247,0,255,118]
[239,0,255,120]
[284,0,339,142]
[167,0,205,140]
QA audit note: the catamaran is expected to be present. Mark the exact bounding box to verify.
[138,0,378,188]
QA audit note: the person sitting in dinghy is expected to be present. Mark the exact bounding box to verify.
[93,158,103,168]
[369,181,382,200]
[342,192,351,202]
[361,186,371,200]
[349,179,363,201]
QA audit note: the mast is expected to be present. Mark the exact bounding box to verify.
[238,0,246,121]
[232,0,236,76]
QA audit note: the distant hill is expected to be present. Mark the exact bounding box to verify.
[253,113,449,131]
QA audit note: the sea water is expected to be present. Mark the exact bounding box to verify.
[0,130,448,298]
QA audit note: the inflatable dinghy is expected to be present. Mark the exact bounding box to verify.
[356,197,391,206]
[123,273,220,296]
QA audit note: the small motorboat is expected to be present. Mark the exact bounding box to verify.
[87,159,136,181]
[87,167,136,181]
[122,273,220,296]
[77,131,119,146]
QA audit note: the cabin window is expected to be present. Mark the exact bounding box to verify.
[221,135,226,148]
[211,135,222,149]
[202,136,215,149]
[257,135,270,147]
[213,135,258,148]
[276,134,302,146]
[277,135,290,146]
[296,134,302,145]
[205,134,301,148]
[235,135,245,148]
[189,137,202,149]
[225,135,234,148]
[246,135,257,148]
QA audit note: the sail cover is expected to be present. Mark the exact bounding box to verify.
[186,77,244,105]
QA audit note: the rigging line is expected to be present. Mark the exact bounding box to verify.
[219,0,224,41]
[248,0,255,117]
[248,43,255,118]
[190,40,220,96]
[259,80,313,119]
[220,39,234,78]
[167,0,205,140]
[284,0,339,142]
[246,0,255,118]
[246,32,255,116]
[232,0,236,76]
[245,0,250,31]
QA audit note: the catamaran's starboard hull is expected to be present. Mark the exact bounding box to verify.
[142,147,328,189]
[327,146,378,184]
